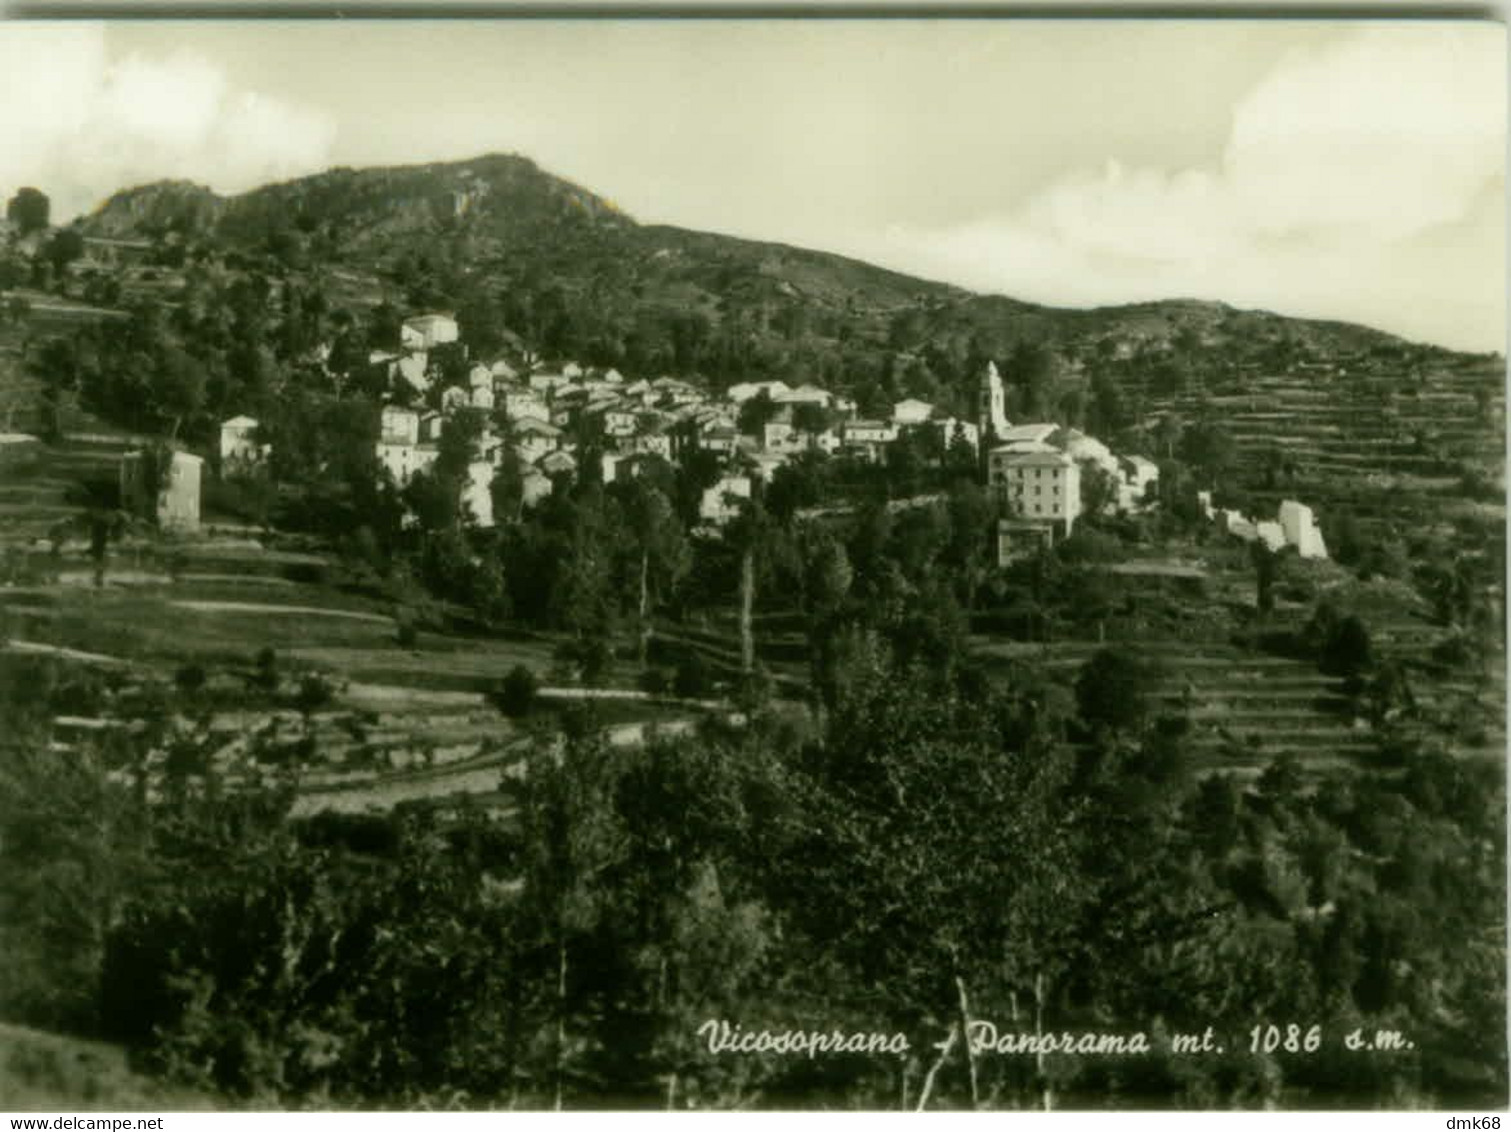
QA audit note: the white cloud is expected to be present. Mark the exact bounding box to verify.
[0,25,336,219]
[860,25,1506,352]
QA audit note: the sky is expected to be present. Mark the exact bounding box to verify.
[0,19,1502,352]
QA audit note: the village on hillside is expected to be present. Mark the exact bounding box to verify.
[0,162,1505,1114]
[60,307,1345,574]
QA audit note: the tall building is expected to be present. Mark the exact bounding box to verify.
[978,361,1010,441]
[987,445,1081,565]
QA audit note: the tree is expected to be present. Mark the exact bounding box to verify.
[1005,341,1060,420]
[787,655,1094,1111]
[86,508,129,587]
[44,227,85,280]
[1178,418,1232,481]
[1079,462,1117,520]
[722,500,775,676]
[1321,613,1373,678]
[1153,413,1184,461]
[618,482,690,666]
[1075,647,1162,736]
[791,401,831,444]
[1252,540,1280,616]
[6,187,50,235]
[32,335,82,442]
[736,391,780,438]
[152,347,206,440]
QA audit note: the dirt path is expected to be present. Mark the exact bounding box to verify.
[3,639,130,666]
[169,600,392,624]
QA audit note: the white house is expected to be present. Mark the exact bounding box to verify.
[843,420,899,445]
[419,411,445,443]
[842,419,899,461]
[376,442,438,485]
[402,313,459,350]
[381,405,420,446]
[514,417,562,465]
[625,431,673,460]
[470,384,495,412]
[219,416,268,466]
[774,384,834,408]
[929,417,980,453]
[988,447,1082,532]
[520,469,553,510]
[699,474,753,526]
[539,449,579,478]
[698,425,739,455]
[120,449,203,532]
[602,408,638,437]
[891,398,935,426]
[1278,500,1329,559]
[463,460,495,528]
[529,372,574,395]
[394,353,430,393]
[726,380,790,404]
[440,385,471,413]
[762,412,796,452]
[502,389,548,422]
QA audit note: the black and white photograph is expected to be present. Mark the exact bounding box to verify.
[0,15,1504,1113]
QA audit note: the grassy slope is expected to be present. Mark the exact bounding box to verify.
[0,1023,219,1112]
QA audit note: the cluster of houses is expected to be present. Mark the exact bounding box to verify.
[167,321,1165,550]
[130,316,1338,575]
[360,313,996,532]
[1199,493,1330,559]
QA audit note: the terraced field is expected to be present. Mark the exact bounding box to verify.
[1145,361,1505,542]
[0,434,720,818]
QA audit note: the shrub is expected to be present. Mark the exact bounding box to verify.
[673,652,712,699]
[174,663,207,696]
[252,647,279,692]
[1075,647,1163,734]
[1320,614,1373,678]
[1056,526,1122,565]
[490,665,538,718]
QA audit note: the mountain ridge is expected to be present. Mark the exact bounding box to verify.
[72,152,1476,417]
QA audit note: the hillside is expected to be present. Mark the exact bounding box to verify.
[75,152,1461,414]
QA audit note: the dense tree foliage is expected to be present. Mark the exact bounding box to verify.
[2,620,1501,1110]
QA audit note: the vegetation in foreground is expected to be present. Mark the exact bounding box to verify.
[1,598,1505,1111]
